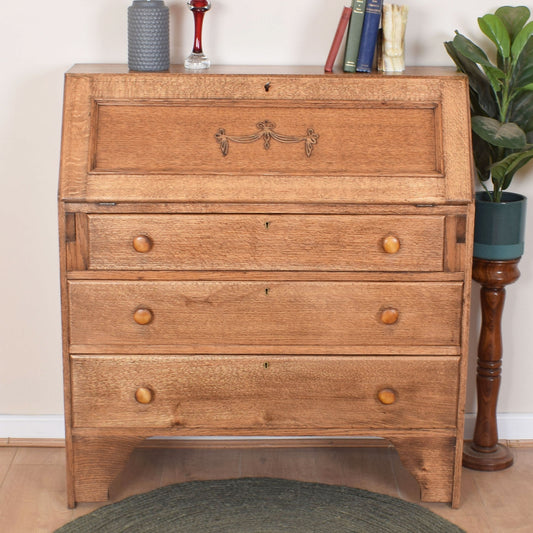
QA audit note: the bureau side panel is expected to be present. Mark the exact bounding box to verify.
[59,75,92,201]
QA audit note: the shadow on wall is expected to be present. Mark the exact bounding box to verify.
[465,285,480,414]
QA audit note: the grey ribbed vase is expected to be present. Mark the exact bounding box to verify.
[128,0,169,72]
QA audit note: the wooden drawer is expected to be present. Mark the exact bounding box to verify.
[70,354,459,430]
[68,281,462,347]
[87,214,445,272]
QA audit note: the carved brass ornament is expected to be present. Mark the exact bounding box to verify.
[215,120,319,157]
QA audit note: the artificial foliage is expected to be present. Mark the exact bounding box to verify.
[445,6,533,201]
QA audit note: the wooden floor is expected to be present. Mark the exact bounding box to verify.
[0,440,532,532]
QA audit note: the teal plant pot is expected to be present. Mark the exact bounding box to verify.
[474,191,527,260]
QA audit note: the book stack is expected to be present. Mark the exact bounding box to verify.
[325,0,383,73]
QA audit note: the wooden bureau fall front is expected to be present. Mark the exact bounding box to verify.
[58,65,474,508]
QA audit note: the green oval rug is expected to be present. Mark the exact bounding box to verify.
[56,478,465,532]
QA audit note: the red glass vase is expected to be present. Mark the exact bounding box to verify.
[184,0,211,69]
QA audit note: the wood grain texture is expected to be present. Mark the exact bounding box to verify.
[84,174,449,205]
[58,67,471,205]
[68,280,463,348]
[57,202,77,508]
[390,434,457,505]
[58,66,474,507]
[67,270,466,282]
[463,258,521,471]
[71,436,145,505]
[92,102,438,175]
[87,214,445,272]
[65,213,88,271]
[61,202,472,216]
[66,65,468,76]
[70,355,459,430]
[58,76,92,200]
[69,344,461,357]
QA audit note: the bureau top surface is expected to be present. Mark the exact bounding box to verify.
[66,64,464,78]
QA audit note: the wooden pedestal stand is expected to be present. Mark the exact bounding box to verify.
[463,257,520,471]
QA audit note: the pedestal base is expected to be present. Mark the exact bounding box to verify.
[463,258,520,473]
[462,441,513,471]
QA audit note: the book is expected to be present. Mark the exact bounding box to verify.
[356,0,383,72]
[343,0,367,72]
[324,6,352,73]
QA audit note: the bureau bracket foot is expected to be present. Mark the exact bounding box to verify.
[388,435,457,507]
[68,435,145,507]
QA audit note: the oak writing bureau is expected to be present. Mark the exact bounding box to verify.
[58,65,474,508]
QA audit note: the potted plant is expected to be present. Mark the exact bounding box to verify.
[445,5,533,260]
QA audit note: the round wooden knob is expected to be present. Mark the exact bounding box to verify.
[133,308,153,325]
[378,388,397,405]
[135,387,153,404]
[382,235,400,254]
[380,308,399,325]
[133,235,153,253]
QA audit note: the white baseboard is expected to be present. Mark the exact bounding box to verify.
[0,415,65,439]
[1,414,533,441]
[464,413,533,441]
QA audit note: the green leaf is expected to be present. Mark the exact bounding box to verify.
[471,116,527,148]
[511,21,533,60]
[508,90,533,133]
[444,40,498,117]
[511,36,533,89]
[517,82,533,92]
[495,6,530,41]
[479,14,511,59]
[502,155,531,189]
[453,32,494,68]
[490,147,533,189]
[472,133,493,181]
[482,64,506,95]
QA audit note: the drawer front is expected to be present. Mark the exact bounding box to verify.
[92,102,440,176]
[87,214,445,272]
[68,281,462,347]
[70,355,459,430]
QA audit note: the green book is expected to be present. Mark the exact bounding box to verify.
[343,0,367,72]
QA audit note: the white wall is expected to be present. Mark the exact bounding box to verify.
[1,0,533,437]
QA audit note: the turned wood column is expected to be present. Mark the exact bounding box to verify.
[463,258,520,471]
